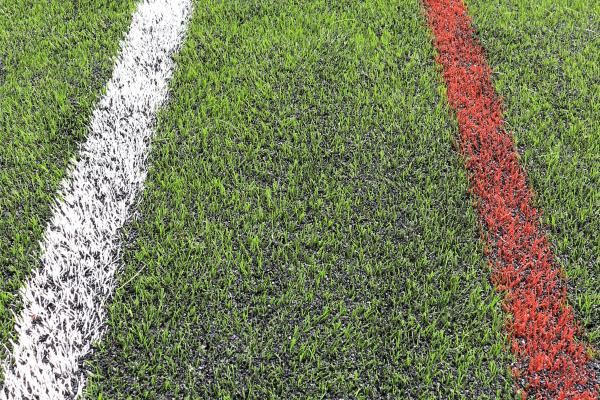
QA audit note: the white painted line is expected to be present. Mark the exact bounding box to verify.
[0,0,192,398]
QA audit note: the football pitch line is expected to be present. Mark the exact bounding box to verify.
[0,0,192,398]
[423,0,597,398]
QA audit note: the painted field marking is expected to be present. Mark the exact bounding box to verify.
[0,0,192,398]
[422,0,597,399]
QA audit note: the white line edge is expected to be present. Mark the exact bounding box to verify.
[0,0,192,398]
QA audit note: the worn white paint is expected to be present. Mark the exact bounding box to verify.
[0,0,192,398]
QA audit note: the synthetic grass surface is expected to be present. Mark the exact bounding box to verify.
[86,0,514,398]
[424,0,597,396]
[0,0,136,374]
[466,0,600,349]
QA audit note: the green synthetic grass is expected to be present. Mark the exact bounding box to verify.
[466,0,600,348]
[86,0,514,398]
[0,0,136,370]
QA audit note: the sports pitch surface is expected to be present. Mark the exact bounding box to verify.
[0,0,598,399]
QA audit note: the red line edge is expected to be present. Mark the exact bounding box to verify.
[422,0,598,398]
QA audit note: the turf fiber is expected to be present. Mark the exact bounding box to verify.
[0,0,136,378]
[1,0,597,398]
[466,0,600,349]
[85,0,514,398]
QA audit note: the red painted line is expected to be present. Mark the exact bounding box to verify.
[422,0,598,399]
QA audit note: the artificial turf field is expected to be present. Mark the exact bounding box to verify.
[0,0,598,399]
